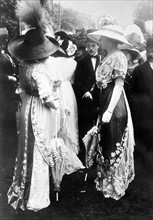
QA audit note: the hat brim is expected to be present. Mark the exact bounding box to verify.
[46,35,66,55]
[124,49,141,60]
[8,35,59,61]
[118,44,141,59]
[88,30,132,46]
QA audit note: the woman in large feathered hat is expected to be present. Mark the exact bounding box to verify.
[87,16,135,200]
[7,0,84,211]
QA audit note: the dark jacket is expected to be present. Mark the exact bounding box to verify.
[131,61,153,108]
[130,61,153,144]
[73,53,100,124]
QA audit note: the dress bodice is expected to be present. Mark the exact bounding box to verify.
[19,63,39,96]
[96,51,127,89]
[19,56,76,101]
[19,58,54,99]
[46,56,76,82]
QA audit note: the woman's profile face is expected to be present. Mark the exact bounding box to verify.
[99,36,108,49]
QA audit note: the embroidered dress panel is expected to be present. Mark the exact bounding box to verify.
[95,51,135,200]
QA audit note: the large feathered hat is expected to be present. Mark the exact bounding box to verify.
[87,16,131,46]
[8,0,59,61]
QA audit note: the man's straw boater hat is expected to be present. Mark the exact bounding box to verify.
[87,16,131,46]
[8,0,60,61]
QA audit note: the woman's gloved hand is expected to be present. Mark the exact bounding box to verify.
[102,110,112,123]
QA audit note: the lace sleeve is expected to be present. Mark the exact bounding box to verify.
[112,52,127,79]
[32,64,53,100]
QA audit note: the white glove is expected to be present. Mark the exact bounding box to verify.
[102,77,124,123]
[82,91,93,100]
[54,98,60,109]
[102,110,112,123]
[44,96,59,109]
[8,76,17,82]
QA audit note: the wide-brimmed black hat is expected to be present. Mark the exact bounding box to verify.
[55,31,72,41]
[46,35,66,54]
[8,29,59,61]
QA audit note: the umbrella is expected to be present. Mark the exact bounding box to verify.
[49,110,69,201]
[48,110,84,201]
[82,116,101,169]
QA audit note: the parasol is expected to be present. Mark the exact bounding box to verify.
[49,109,84,201]
[82,116,101,169]
[49,109,69,201]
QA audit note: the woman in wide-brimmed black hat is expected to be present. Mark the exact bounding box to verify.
[7,0,84,212]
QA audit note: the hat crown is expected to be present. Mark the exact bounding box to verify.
[87,29,97,35]
[101,24,124,36]
[24,29,45,46]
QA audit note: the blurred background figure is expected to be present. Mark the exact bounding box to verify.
[74,39,87,62]
[124,22,153,62]
[0,27,19,179]
[124,24,145,51]
[118,43,141,103]
[55,30,77,57]
[130,36,153,153]
[144,20,153,37]
[134,19,153,41]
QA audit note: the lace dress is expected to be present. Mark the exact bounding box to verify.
[7,57,84,211]
[95,51,135,200]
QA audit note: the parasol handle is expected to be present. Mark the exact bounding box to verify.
[96,115,101,127]
[84,173,88,182]
[56,192,59,202]
[55,109,58,140]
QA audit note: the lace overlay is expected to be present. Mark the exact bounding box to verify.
[8,57,83,211]
[32,64,54,100]
[27,142,50,211]
[96,51,127,89]
[95,91,135,200]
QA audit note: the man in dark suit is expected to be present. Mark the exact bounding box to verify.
[73,30,100,164]
[130,36,153,153]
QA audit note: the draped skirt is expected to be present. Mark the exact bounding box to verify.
[95,83,135,200]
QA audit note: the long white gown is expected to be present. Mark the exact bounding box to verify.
[7,56,84,211]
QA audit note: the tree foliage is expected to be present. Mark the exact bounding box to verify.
[0,0,95,39]
[0,0,19,39]
[51,3,96,32]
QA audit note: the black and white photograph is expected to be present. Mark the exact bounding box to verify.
[0,0,153,219]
